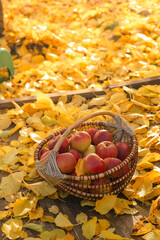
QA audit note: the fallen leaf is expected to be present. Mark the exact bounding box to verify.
[82,217,97,240]
[54,212,73,231]
[95,195,117,214]
[76,212,88,224]
[2,219,27,239]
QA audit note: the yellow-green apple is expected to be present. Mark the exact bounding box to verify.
[83,144,96,157]
[68,149,82,162]
[93,129,113,145]
[56,152,76,174]
[48,135,69,153]
[116,142,131,161]
[86,128,98,142]
[96,141,118,159]
[70,131,91,153]
[84,153,106,174]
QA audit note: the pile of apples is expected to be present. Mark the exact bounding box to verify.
[40,128,131,177]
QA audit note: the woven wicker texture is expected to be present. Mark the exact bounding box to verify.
[34,111,138,200]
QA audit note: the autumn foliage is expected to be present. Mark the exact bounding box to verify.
[0,0,160,239]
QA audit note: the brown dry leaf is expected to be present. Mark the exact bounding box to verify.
[95,195,117,215]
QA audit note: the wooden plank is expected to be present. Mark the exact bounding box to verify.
[0,76,159,109]
[0,0,4,36]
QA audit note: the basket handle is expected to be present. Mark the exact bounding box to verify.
[53,110,122,153]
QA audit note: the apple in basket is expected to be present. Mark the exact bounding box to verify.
[104,157,129,178]
[84,153,106,174]
[48,135,69,153]
[93,129,113,145]
[95,141,118,159]
[83,144,96,157]
[40,149,51,160]
[116,142,131,161]
[68,149,82,162]
[70,131,91,153]
[86,128,98,142]
[56,152,77,174]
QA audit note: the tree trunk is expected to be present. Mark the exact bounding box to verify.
[0,0,4,36]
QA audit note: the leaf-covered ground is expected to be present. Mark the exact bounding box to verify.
[0,0,160,239]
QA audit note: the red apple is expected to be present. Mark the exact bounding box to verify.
[83,144,96,157]
[68,149,82,162]
[86,128,98,142]
[56,152,76,174]
[48,135,69,153]
[116,142,131,161]
[104,157,122,177]
[93,129,113,145]
[70,131,91,153]
[40,150,51,160]
[104,157,122,170]
[96,141,118,159]
[84,153,106,174]
[41,147,50,156]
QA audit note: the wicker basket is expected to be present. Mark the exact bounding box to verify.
[34,111,138,200]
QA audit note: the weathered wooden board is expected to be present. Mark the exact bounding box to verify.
[0,0,4,36]
[0,75,159,109]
